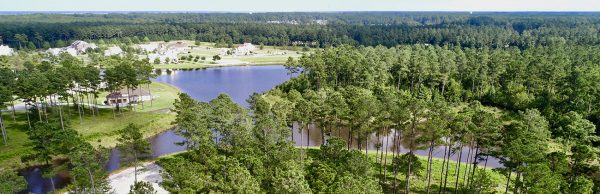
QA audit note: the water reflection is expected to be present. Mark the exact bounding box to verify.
[291,124,502,168]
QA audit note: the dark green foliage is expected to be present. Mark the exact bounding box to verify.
[3,13,600,49]
[394,153,424,177]
[0,168,27,193]
[117,123,151,163]
[129,181,157,194]
[305,137,381,192]
[117,123,151,184]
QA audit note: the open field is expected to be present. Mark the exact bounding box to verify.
[150,40,306,69]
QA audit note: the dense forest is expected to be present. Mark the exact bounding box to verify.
[157,43,600,193]
[2,12,600,49]
[1,12,599,193]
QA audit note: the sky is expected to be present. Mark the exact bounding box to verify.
[1,0,599,12]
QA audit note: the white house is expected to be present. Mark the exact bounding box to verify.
[45,40,96,57]
[46,47,77,56]
[138,43,159,52]
[143,42,190,64]
[105,88,152,106]
[234,43,256,55]
[0,45,14,56]
[46,48,62,56]
[65,47,78,56]
[69,40,97,54]
[165,42,188,53]
[104,46,123,56]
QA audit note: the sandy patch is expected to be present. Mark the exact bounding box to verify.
[108,162,168,194]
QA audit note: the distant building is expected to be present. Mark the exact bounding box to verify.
[69,40,97,54]
[143,42,189,64]
[105,88,152,106]
[0,45,14,56]
[104,46,123,56]
[45,40,96,56]
[46,47,77,56]
[65,47,78,56]
[313,19,328,25]
[234,43,256,55]
[164,42,188,52]
[46,48,62,56]
[138,43,159,52]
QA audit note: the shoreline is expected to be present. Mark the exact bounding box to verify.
[152,62,283,70]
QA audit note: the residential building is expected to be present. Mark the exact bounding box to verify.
[0,45,14,56]
[69,40,97,54]
[104,46,123,56]
[234,43,256,55]
[105,88,152,106]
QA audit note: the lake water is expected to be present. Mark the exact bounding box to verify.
[23,65,500,193]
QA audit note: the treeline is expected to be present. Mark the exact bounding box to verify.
[282,43,600,127]
[0,54,154,145]
[1,13,600,49]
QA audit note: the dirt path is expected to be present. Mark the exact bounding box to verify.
[108,162,168,194]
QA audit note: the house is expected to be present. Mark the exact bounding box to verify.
[104,46,123,56]
[138,43,159,52]
[69,40,97,54]
[140,42,188,54]
[0,45,14,56]
[144,42,189,64]
[46,40,96,56]
[46,48,62,56]
[105,88,151,106]
[46,47,77,56]
[234,43,256,55]
[166,42,188,52]
[65,47,78,56]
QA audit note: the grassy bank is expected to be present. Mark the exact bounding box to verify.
[0,82,180,167]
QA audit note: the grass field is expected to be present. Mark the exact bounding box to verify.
[151,40,306,69]
[0,82,180,167]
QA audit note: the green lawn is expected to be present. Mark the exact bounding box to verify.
[0,82,180,166]
[150,40,305,69]
[0,112,32,168]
